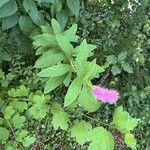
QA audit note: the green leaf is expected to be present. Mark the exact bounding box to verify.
[88,127,114,150]
[66,0,80,17]
[51,18,62,34]
[113,106,139,133]
[64,78,82,107]
[38,64,72,77]
[51,109,69,130]
[0,127,9,141]
[44,75,65,94]
[63,72,72,86]
[23,0,45,26]
[78,86,101,112]
[56,10,68,29]
[111,65,121,75]
[56,34,73,58]
[125,133,137,150]
[63,24,79,42]
[0,0,18,18]
[4,106,15,120]
[118,51,127,61]
[0,0,9,8]
[12,114,26,129]
[35,52,65,68]
[2,13,18,30]
[106,55,117,64]
[122,62,133,73]
[71,121,92,145]
[19,15,33,36]
[23,136,36,147]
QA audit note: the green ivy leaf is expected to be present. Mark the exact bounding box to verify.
[113,106,139,133]
[88,127,114,150]
[64,78,82,107]
[125,133,137,150]
[52,110,69,130]
[0,127,9,141]
[66,0,80,17]
[12,114,26,129]
[71,120,92,145]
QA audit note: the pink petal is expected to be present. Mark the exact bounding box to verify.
[92,86,119,104]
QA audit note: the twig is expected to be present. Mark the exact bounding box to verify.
[100,69,110,86]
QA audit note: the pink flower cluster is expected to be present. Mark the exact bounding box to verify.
[92,86,119,104]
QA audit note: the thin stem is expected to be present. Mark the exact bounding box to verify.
[69,59,76,72]
[82,113,111,127]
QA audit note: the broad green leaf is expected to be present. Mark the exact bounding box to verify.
[78,86,101,112]
[51,18,62,34]
[56,10,68,29]
[63,72,72,86]
[71,121,92,145]
[0,0,18,18]
[111,65,121,75]
[23,0,45,26]
[33,34,57,48]
[64,78,82,107]
[113,106,139,133]
[63,24,79,42]
[88,127,114,150]
[106,55,117,64]
[44,75,65,94]
[0,0,9,8]
[118,51,127,61]
[56,34,73,58]
[0,127,9,141]
[38,64,72,77]
[12,114,26,129]
[23,136,36,147]
[66,0,80,17]
[52,111,69,130]
[125,133,137,149]
[122,62,133,73]
[2,13,18,30]
[35,52,65,68]
[19,15,33,36]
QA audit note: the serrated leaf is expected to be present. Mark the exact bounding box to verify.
[4,106,15,120]
[0,0,18,18]
[51,18,62,34]
[2,13,18,30]
[122,62,133,73]
[56,34,73,58]
[63,24,79,42]
[66,0,80,17]
[19,15,33,36]
[0,127,9,141]
[35,52,65,68]
[12,114,26,129]
[118,51,127,61]
[38,64,72,77]
[88,127,114,150]
[64,78,82,107]
[52,111,69,130]
[78,86,101,112]
[23,136,36,147]
[125,133,137,149]
[113,106,139,133]
[44,75,65,94]
[106,55,117,64]
[111,65,121,75]
[71,121,92,145]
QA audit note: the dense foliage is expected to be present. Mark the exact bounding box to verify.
[0,0,150,149]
